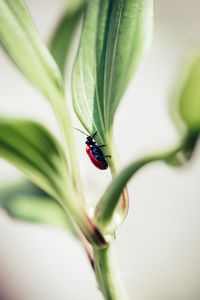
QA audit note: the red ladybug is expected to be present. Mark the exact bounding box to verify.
[75,129,111,170]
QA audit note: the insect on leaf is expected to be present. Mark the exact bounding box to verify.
[72,0,154,229]
[72,0,154,145]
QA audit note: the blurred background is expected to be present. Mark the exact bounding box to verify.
[0,0,200,299]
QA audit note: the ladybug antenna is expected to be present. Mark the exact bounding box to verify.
[73,127,88,136]
[91,131,97,139]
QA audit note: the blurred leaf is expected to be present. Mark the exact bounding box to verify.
[0,181,76,235]
[0,118,68,200]
[178,53,200,135]
[49,0,85,76]
[72,0,154,145]
[0,0,64,105]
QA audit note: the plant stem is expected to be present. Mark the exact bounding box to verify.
[51,94,83,195]
[94,239,129,300]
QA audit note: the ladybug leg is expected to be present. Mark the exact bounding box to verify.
[104,155,111,158]
[98,144,106,147]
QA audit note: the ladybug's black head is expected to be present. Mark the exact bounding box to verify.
[85,135,96,145]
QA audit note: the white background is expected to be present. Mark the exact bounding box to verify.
[0,0,200,299]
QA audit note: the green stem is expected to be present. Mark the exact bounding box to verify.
[51,94,83,195]
[94,239,129,300]
[106,129,121,176]
[106,134,129,232]
[95,129,129,234]
[57,185,107,247]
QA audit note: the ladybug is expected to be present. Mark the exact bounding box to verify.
[75,128,111,170]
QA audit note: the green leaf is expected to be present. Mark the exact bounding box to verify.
[49,0,85,76]
[178,53,200,135]
[0,0,64,105]
[0,118,68,200]
[95,157,157,233]
[72,0,154,145]
[0,181,76,235]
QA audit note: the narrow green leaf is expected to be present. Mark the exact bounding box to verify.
[0,118,68,200]
[0,181,76,235]
[49,0,85,76]
[178,53,200,135]
[72,0,154,144]
[94,145,184,233]
[97,0,154,130]
[95,157,157,232]
[72,0,103,142]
